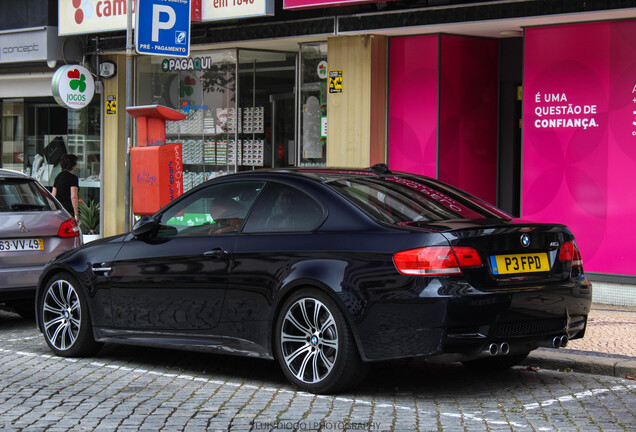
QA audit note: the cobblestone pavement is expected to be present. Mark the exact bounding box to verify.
[564,304,636,357]
[0,310,634,431]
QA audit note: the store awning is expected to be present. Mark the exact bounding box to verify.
[0,72,54,98]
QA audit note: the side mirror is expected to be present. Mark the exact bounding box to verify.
[132,216,158,237]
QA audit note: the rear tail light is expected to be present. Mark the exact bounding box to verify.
[58,218,80,238]
[393,246,483,276]
[559,240,583,267]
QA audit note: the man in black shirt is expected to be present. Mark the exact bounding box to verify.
[53,154,80,219]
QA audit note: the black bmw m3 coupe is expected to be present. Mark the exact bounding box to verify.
[36,165,591,393]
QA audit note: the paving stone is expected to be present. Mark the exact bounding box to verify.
[0,307,635,431]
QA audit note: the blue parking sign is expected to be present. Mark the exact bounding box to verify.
[136,0,191,57]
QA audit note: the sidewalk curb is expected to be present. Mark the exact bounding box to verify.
[522,349,636,379]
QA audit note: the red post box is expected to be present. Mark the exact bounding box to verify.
[131,144,183,215]
[127,105,186,215]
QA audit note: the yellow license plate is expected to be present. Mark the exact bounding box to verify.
[0,238,44,252]
[490,252,549,275]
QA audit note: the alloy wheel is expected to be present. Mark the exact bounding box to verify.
[280,297,339,384]
[42,279,81,351]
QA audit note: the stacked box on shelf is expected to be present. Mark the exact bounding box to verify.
[180,111,203,135]
[255,106,265,134]
[193,171,206,188]
[166,120,179,135]
[183,170,210,191]
[258,107,265,133]
[227,108,242,134]
[193,139,203,164]
[216,140,228,165]
[182,140,191,164]
[204,140,216,164]
[181,139,204,165]
[243,107,265,134]
[242,139,264,166]
[243,107,253,134]
[227,140,243,165]
[183,170,193,192]
[203,111,215,134]
[256,139,264,166]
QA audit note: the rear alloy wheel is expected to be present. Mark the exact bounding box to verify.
[40,273,101,357]
[275,289,367,394]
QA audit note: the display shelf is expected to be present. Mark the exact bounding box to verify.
[165,106,266,192]
[166,133,265,138]
[182,163,232,168]
[79,180,101,188]
[165,106,265,136]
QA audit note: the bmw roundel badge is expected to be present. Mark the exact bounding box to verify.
[520,234,530,248]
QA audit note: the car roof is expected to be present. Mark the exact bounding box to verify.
[225,165,404,183]
[0,169,32,180]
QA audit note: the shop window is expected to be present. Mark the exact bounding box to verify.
[238,50,296,170]
[299,43,328,167]
[1,99,25,171]
[138,50,239,192]
[136,48,298,193]
[0,97,101,233]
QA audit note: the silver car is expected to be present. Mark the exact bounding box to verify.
[0,169,80,318]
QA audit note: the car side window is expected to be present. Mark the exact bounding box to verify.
[156,181,264,237]
[243,183,324,233]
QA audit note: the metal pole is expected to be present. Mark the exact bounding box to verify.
[124,0,133,232]
[97,36,104,237]
[234,48,239,174]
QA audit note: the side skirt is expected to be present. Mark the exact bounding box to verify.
[93,328,274,360]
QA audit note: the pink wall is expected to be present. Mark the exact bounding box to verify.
[523,21,636,275]
[284,0,397,9]
[388,35,439,178]
[438,35,498,205]
[388,34,499,204]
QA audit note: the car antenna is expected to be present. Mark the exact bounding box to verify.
[370,163,390,175]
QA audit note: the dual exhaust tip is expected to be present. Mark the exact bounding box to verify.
[550,335,569,348]
[487,342,510,356]
[486,335,569,356]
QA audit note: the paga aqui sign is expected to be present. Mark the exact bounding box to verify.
[52,65,95,110]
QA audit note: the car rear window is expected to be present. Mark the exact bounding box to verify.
[0,179,60,212]
[327,175,511,223]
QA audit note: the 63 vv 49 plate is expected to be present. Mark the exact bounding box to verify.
[490,252,549,275]
[0,238,44,252]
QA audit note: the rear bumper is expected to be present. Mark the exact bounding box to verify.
[350,278,592,362]
[0,265,42,297]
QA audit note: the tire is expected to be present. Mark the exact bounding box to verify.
[462,352,530,372]
[274,289,367,394]
[39,272,101,357]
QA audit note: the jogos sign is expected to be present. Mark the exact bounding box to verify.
[52,65,95,110]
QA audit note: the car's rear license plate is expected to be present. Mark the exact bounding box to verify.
[0,238,44,252]
[490,252,549,275]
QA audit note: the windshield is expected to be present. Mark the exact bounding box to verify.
[0,178,60,213]
[327,175,511,224]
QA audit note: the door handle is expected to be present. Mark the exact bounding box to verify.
[92,263,112,276]
[203,248,228,260]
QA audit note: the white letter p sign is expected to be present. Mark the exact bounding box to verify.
[152,5,176,42]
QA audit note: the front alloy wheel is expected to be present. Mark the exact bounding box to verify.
[40,273,101,357]
[275,289,367,394]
